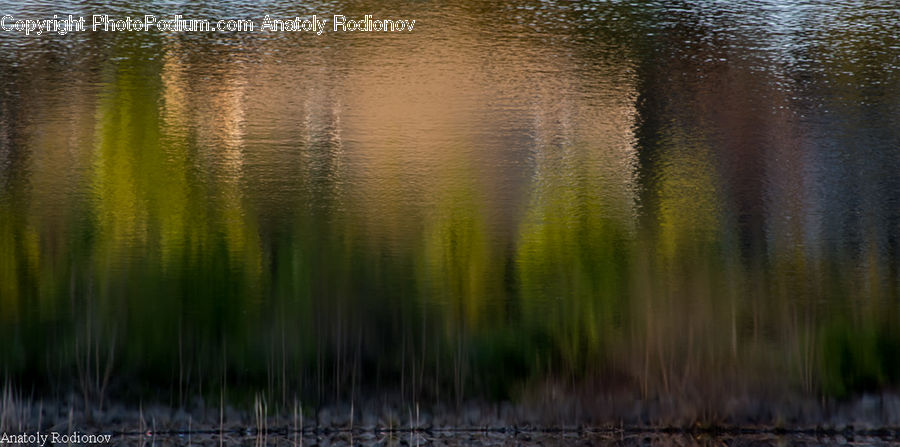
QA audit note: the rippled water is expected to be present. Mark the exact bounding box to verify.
[1,0,899,421]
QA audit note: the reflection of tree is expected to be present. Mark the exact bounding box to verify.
[420,170,498,329]
[0,205,28,319]
[92,68,156,257]
[655,130,722,261]
[516,138,634,369]
[627,1,900,396]
[86,44,266,381]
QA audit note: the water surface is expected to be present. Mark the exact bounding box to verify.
[1,0,899,421]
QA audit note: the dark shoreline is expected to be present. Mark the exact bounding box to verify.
[7,424,900,447]
[5,390,900,438]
